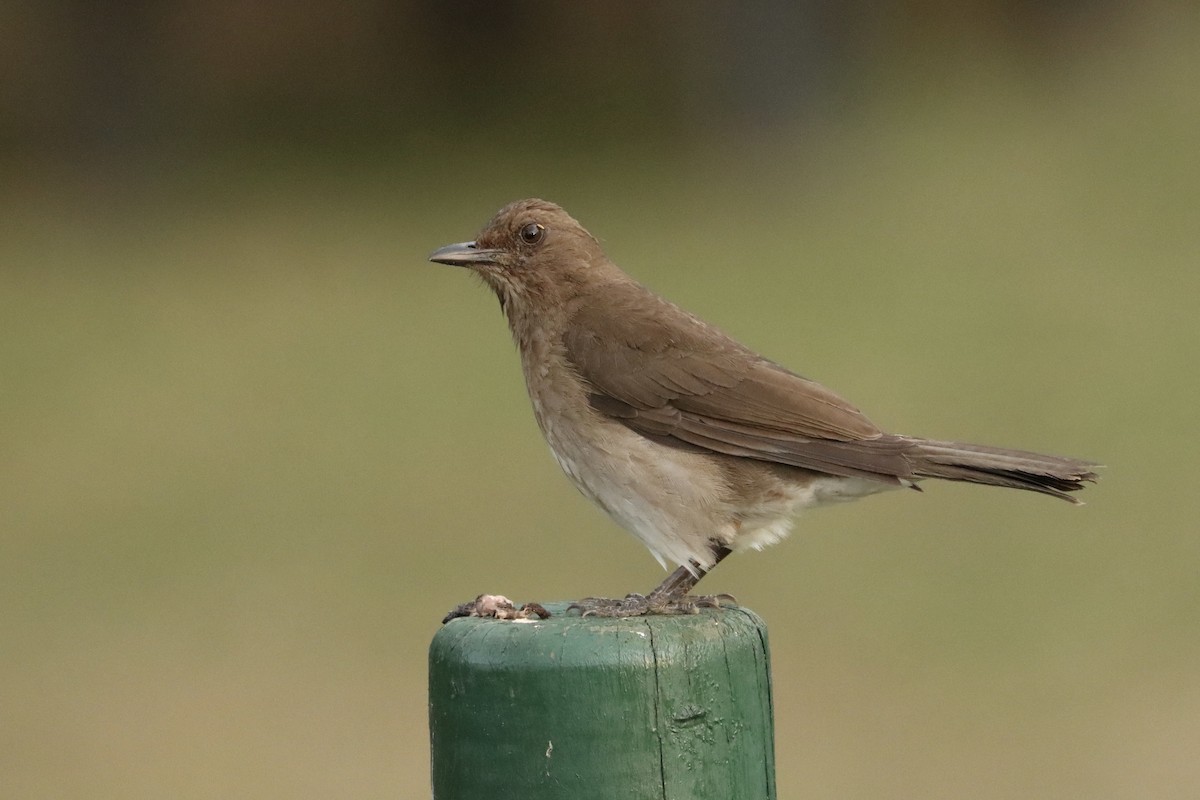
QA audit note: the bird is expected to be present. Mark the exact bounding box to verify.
[429,198,1098,617]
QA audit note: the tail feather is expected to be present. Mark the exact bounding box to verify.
[903,438,1100,503]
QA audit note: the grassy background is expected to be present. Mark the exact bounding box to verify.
[3,9,1199,799]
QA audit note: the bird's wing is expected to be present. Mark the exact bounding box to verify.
[563,283,914,482]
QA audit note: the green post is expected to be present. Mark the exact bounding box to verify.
[428,602,776,799]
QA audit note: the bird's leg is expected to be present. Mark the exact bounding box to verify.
[570,544,736,617]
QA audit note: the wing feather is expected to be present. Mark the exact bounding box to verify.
[565,283,911,481]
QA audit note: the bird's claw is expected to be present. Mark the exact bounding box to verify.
[567,592,737,618]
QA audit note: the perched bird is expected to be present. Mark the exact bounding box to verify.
[430,199,1098,617]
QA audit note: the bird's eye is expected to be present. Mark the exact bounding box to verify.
[519,222,545,245]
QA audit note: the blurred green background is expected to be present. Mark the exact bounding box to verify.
[2,2,1198,798]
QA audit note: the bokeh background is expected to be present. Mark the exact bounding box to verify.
[3,2,1198,797]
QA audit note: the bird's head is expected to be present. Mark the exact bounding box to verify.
[429,199,611,314]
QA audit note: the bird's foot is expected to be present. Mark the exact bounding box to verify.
[568,592,737,618]
[442,594,551,624]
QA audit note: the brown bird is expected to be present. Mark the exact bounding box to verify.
[430,199,1098,617]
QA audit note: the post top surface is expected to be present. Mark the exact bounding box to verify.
[430,602,769,671]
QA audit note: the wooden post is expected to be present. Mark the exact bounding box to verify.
[428,602,776,799]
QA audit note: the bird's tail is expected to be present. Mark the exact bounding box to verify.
[902,438,1100,503]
